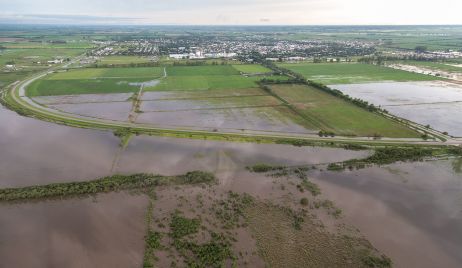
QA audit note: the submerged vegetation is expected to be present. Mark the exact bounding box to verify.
[341,146,462,170]
[0,171,216,202]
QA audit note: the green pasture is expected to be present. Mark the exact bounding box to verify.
[278,63,438,84]
[232,64,272,74]
[46,67,163,80]
[270,84,420,138]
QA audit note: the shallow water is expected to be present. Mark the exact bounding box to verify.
[140,95,279,112]
[49,102,132,122]
[2,100,461,267]
[128,79,159,87]
[0,105,119,187]
[389,102,462,136]
[141,88,265,101]
[32,93,133,105]
[115,135,369,175]
[136,106,310,133]
[332,81,462,106]
[332,81,462,136]
[310,160,462,268]
[0,192,148,268]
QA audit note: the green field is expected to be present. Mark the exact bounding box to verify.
[145,65,287,91]
[0,40,94,49]
[47,67,164,79]
[98,56,153,65]
[0,48,85,66]
[278,63,438,84]
[269,84,420,137]
[26,64,288,95]
[232,64,272,74]
[398,61,462,73]
[165,65,240,76]
[27,78,146,96]
[0,47,86,88]
[147,75,286,91]
[26,67,164,96]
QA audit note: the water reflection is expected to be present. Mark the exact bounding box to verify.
[310,160,462,268]
[0,105,119,187]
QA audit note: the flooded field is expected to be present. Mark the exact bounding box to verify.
[1,100,461,267]
[114,135,369,175]
[0,105,119,187]
[136,106,310,133]
[49,102,132,121]
[0,192,148,268]
[332,81,462,136]
[141,88,266,100]
[140,95,280,112]
[32,93,133,105]
[309,160,462,268]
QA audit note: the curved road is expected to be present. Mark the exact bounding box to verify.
[4,64,462,147]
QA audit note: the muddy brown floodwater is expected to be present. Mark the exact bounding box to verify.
[0,192,148,268]
[114,135,369,175]
[332,81,462,136]
[2,100,461,267]
[309,160,462,268]
[0,105,119,187]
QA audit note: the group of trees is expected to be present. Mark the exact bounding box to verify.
[0,171,215,202]
[255,55,387,114]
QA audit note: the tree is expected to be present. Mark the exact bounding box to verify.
[415,46,427,53]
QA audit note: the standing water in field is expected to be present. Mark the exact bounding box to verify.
[0,105,119,187]
[331,81,462,136]
[309,160,462,268]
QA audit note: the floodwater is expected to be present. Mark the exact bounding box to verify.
[310,160,462,268]
[332,81,462,136]
[0,105,119,187]
[141,88,265,101]
[136,106,310,133]
[140,96,280,112]
[2,97,462,267]
[49,102,132,122]
[128,79,160,87]
[32,93,133,105]
[0,192,148,268]
[114,135,369,175]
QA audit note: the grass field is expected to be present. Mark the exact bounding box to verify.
[27,78,146,96]
[269,84,420,137]
[145,65,287,91]
[47,67,164,79]
[27,67,164,96]
[98,56,153,65]
[278,63,438,84]
[147,75,287,91]
[232,64,272,74]
[0,40,94,49]
[165,65,240,76]
[398,61,462,73]
[0,48,85,66]
[0,68,47,88]
[0,47,86,88]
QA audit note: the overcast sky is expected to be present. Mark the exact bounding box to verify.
[1,0,461,25]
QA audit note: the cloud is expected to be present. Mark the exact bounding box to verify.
[0,13,144,24]
[0,0,461,25]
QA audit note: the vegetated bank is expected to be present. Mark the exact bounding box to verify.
[0,56,451,147]
[0,171,215,202]
[330,146,462,171]
[258,59,446,141]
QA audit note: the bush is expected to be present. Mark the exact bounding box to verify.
[170,213,201,239]
[363,254,392,268]
[180,171,215,184]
